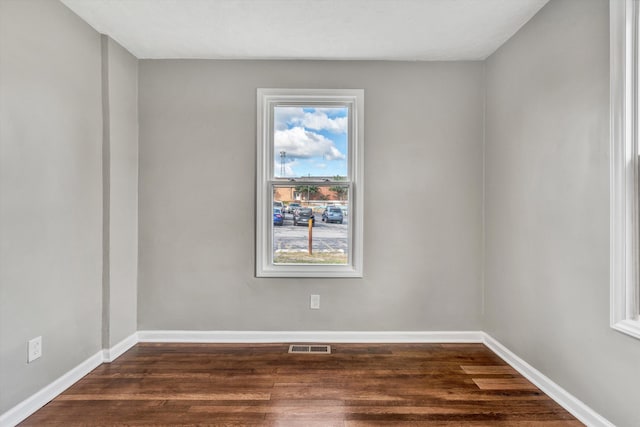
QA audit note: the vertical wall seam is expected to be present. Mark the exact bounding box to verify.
[101,34,111,349]
[481,61,487,320]
[134,57,140,332]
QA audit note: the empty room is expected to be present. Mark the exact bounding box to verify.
[1,0,639,425]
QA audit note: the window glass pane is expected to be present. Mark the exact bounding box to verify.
[274,106,348,178]
[273,184,349,265]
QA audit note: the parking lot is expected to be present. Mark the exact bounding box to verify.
[274,212,348,263]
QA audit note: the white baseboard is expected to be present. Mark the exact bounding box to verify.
[1,331,614,427]
[0,351,104,427]
[102,332,138,362]
[482,333,614,427]
[136,330,485,343]
[1,333,138,427]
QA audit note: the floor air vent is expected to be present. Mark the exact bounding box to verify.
[288,344,331,354]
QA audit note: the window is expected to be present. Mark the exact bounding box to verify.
[256,89,364,277]
[611,0,640,339]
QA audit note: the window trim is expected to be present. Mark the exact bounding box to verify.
[611,0,640,339]
[256,88,364,278]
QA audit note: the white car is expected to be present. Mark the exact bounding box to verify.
[286,202,301,213]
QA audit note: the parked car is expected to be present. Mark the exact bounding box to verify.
[273,201,284,212]
[273,207,284,226]
[322,206,343,224]
[293,207,315,226]
[334,204,348,216]
[286,202,301,214]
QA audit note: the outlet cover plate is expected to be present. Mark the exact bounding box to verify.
[28,336,42,363]
[310,294,320,309]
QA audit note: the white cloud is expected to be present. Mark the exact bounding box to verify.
[274,107,347,133]
[275,127,345,161]
[274,107,304,131]
[314,107,347,115]
[297,111,347,134]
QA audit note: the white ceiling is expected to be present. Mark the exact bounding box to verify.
[61,0,550,61]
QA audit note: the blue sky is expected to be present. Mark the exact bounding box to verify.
[274,106,348,178]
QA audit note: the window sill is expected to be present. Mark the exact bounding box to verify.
[611,319,640,341]
[257,264,363,278]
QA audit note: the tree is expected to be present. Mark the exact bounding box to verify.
[295,185,319,201]
[329,176,348,201]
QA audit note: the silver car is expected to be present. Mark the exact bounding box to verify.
[322,206,343,224]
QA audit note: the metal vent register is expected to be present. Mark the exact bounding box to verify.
[288,344,331,354]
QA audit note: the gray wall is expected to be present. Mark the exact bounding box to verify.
[138,60,484,331]
[103,37,139,348]
[0,0,103,413]
[484,0,640,425]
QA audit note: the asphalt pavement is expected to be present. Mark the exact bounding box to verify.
[273,213,348,252]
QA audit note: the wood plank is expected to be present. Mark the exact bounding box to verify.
[473,378,539,390]
[461,365,518,375]
[56,392,271,401]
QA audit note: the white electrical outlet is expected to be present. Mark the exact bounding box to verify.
[310,294,320,309]
[28,336,42,363]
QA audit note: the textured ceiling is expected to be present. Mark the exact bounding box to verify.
[61,0,550,60]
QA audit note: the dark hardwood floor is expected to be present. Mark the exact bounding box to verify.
[20,343,582,426]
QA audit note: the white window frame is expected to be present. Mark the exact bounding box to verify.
[611,0,640,339]
[256,88,364,278]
